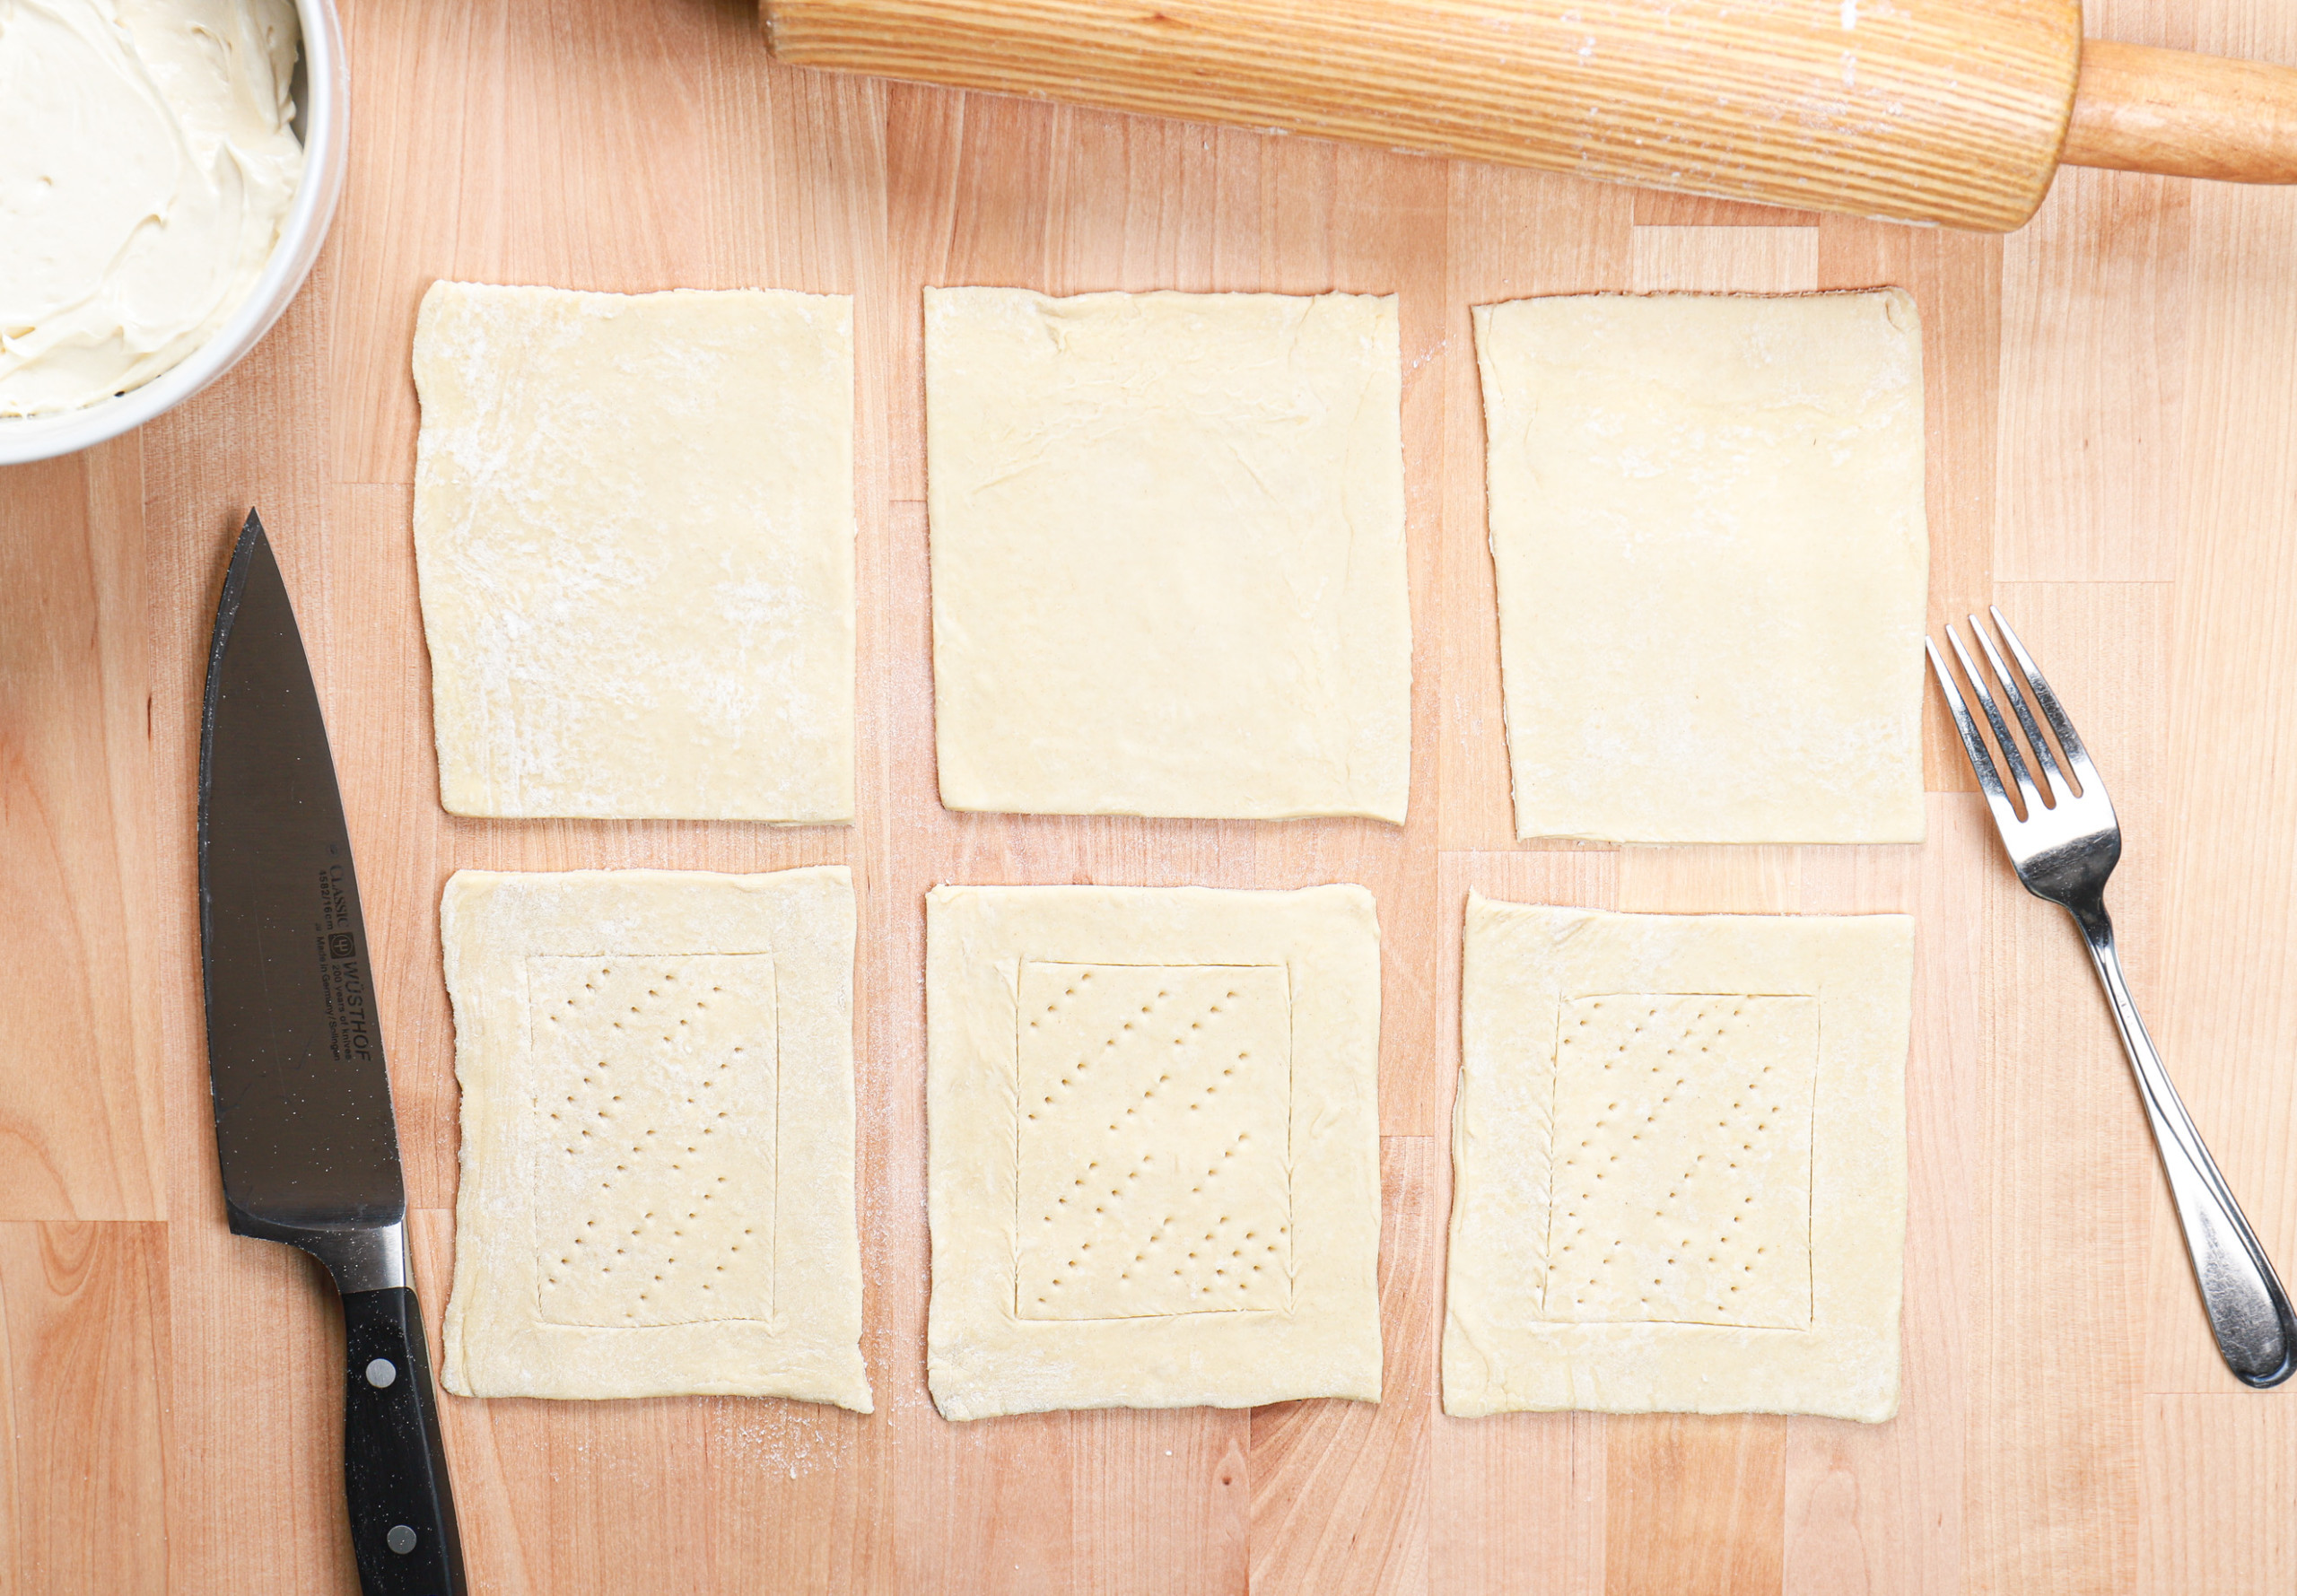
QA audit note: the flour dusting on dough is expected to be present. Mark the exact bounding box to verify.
[412,283,855,823]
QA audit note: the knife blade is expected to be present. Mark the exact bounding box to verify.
[198,510,466,1596]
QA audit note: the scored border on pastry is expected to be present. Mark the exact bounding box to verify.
[526,951,781,1330]
[1014,960,1295,1321]
[927,883,1383,1419]
[440,867,870,1409]
[1544,991,1819,1331]
[923,287,1411,823]
[1444,894,1911,1422]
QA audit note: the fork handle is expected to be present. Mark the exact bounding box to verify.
[2074,901,2296,1387]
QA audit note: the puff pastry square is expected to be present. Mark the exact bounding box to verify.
[923,288,1411,823]
[1475,290,1926,843]
[441,868,870,1409]
[414,281,854,823]
[926,884,1384,1419]
[1444,894,1911,1421]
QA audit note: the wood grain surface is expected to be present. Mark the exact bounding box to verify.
[2060,39,2297,182]
[765,0,2085,231]
[2,0,2294,1591]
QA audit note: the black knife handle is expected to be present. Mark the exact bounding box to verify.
[341,1287,467,1595]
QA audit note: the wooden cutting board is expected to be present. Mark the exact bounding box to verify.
[3,1,2294,1591]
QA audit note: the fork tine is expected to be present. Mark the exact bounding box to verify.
[1969,615,2074,806]
[1943,624,2043,817]
[1987,605,2100,787]
[1925,636,2023,834]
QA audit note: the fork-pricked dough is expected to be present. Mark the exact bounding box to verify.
[1444,894,1912,1421]
[414,282,854,823]
[926,884,1384,1419]
[1476,290,1927,844]
[924,288,1411,823]
[441,867,869,1408]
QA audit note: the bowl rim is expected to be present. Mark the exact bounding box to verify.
[0,0,349,467]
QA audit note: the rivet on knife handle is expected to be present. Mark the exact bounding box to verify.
[198,510,473,1588]
[337,1239,464,1593]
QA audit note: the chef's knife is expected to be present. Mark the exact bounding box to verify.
[198,510,466,1596]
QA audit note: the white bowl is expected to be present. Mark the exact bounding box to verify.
[0,0,348,467]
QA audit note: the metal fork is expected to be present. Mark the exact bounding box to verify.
[1928,607,2295,1388]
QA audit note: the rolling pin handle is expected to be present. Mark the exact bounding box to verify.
[2061,39,2297,183]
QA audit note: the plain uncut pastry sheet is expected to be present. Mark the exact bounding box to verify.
[1476,290,1928,844]
[924,287,1411,823]
[413,281,855,823]
[926,884,1384,1419]
[441,868,870,1409]
[1444,895,1912,1421]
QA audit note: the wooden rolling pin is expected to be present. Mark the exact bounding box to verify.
[761,1,2297,231]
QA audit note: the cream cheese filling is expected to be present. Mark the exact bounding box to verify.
[0,0,303,417]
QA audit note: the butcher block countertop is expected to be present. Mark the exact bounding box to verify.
[4,1,2296,1592]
